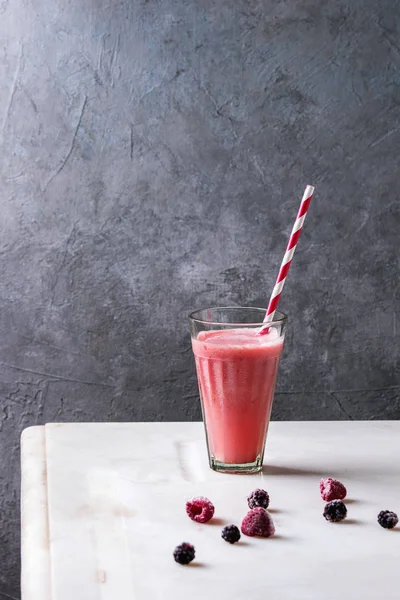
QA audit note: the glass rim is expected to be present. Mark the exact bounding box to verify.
[188,306,287,327]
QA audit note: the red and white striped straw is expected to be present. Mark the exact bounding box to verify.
[259,184,315,335]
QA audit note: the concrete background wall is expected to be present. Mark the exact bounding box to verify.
[0,0,399,595]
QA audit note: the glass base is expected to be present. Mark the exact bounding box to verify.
[210,455,263,474]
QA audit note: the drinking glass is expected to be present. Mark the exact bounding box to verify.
[189,307,287,474]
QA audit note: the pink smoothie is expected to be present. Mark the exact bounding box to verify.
[192,328,284,465]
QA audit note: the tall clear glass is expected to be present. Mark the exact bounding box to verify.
[189,307,287,474]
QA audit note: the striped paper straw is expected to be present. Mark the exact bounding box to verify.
[259,184,315,335]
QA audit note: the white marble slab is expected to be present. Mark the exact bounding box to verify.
[21,426,52,600]
[21,421,400,600]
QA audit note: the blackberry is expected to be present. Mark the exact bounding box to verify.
[378,510,398,530]
[221,524,241,544]
[173,542,195,565]
[247,488,270,510]
[323,500,347,522]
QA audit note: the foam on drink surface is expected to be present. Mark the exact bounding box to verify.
[193,328,283,359]
[197,327,280,346]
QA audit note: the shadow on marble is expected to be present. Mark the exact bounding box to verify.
[208,517,228,526]
[262,465,328,477]
[337,519,362,525]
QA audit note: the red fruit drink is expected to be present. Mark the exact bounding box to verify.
[191,328,284,466]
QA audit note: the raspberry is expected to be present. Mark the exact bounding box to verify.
[320,478,347,502]
[323,500,347,522]
[186,497,215,523]
[241,507,275,537]
[173,542,195,565]
[378,510,398,529]
[247,488,270,510]
[221,524,241,544]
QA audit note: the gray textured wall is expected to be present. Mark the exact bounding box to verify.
[1,0,400,596]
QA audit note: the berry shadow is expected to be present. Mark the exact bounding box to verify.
[189,562,209,569]
[344,498,360,505]
[337,519,362,525]
[268,508,284,514]
[209,517,228,526]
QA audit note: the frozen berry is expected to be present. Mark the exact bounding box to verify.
[247,488,270,510]
[378,510,398,529]
[221,524,241,544]
[173,542,195,565]
[186,497,215,523]
[320,478,347,502]
[323,500,347,522]
[241,507,275,537]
